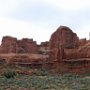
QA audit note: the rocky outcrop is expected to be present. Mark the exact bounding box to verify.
[0,36,17,53]
[38,41,49,55]
[0,25,90,74]
[78,42,90,58]
[79,38,87,46]
[50,26,79,49]
[0,36,38,54]
[49,26,79,61]
[16,38,38,53]
[49,25,90,74]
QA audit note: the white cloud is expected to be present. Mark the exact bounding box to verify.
[43,0,90,10]
[0,16,52,44]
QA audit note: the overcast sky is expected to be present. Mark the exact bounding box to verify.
[0,0,90,44]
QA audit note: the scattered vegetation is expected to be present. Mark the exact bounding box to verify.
[0,65,90,90]
[33,68,49,76]
[2,69,17,79]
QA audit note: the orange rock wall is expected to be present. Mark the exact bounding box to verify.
[49,25,90,73]
[0,36,38,54]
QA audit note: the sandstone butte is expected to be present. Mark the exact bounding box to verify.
[0,25,90,74]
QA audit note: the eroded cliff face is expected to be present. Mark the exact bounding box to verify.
[38,41,49,55]
[0,25,90,74]
[50,26,79,49]
[0,36,38,54]
[16,38,38,53]
[48,25,90,73]
[0,26,89,61]
[0,36,17,53]
[78,42,90,58]
[49,26,79,61]
[49,25,90,61]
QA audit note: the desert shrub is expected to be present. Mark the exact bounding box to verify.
[33,68,48,76]
[0,73,90,89]
[2,70,17,79]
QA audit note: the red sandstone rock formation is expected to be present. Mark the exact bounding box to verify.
[38,41,49,55]
[0,25,90,74]
[41,41,49,47]
[50,26,79,49]
[78,42,90,58]
[0,36,38,54]
[79,38,87,46]
[16,38,38,53]
[49,25,90,74]
[3,54,48,66]
[0,36,17,53]
[49,26,79,61]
